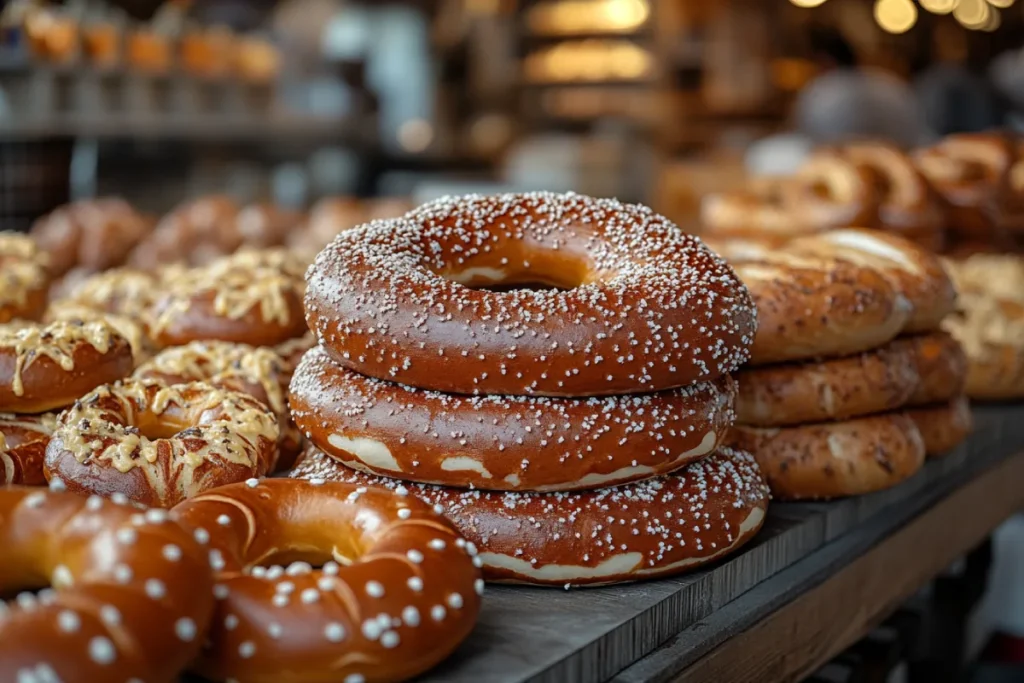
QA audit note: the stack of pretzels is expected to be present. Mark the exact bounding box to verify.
[707,229,970,501]
[291,191,772,587]
[701,132,1024,257]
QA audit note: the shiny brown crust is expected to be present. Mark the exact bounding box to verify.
[0,486,215,683]
[0,412,55,485]
[729,251,911,365]
[0,232,49,324]
[895,331,967,406]
[0,320,134,413]
[728,413,926,500]
[818,143,946,250]
[700,157,878,239]
[734,339,918,427]
[307,192,757,396]
[129,195,242,269]
[905,396,972,458]
[45,379,279,507]
[44,303,155,364]
[30,198,151,277]
[942,292,1024,400]
[150,250,307,348]
[134,341,300,471]
[787,229,957,334]
[171,478,482,683]
[290,346,737,492]
[291,445,770,587]
[914,133,1024,246]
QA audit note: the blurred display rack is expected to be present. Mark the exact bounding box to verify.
[0,55,374,143]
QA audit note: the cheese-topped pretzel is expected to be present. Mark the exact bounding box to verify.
[0,412,56,485]
[45,379,279,507]
[54,267,162,319]
[307,192,756,396]
[0,232,49,324]
[942,291,1024,400]
[700,156,878,239]
[787,229,957,334]
[728,251,912,364]
[0,486,215,683]
[0,320,134,413]
[150,250,307,348]
[171,478,483,683]
[135,341,301,471]
[45,303,155,364]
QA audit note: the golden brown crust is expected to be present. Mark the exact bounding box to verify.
[0,486,215,683]
[0,412,55,485]
[291,444,770,587]
[45,379,279,507]
[941,291,1024,400]
[0,320,134,413]
[728,413,926,500]
[0,232,50,324]
[45,303,156,365]
[700,157,879,239]
[150,250,307,348]
[905,396,972,458]
[787,229,957,334]
[734,340,919,427]
[171,478,482,683]
[134,341,299,471]
[128,195,242,269]
[30,198,152,277]
[730,252,911,364]
[290,346,737,492]
[895,331,967,406]
[307,192,757,397]
[287,196,368,257]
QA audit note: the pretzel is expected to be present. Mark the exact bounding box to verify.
[128,195,242,269]
[905,396,972,458]
[787,229,957,333]
[0,412,56,485]
[0,320,134,414]
[53,267,162,319]
[941,291,1024,400]
[171,478,482,683]
[729,413,925,500]
[291,444,770,587]
[45,303,155,364]
[45,379,279,507]
[896,331,967,406]
[30,198,151,277]
[0,232,49,324]
[0,486,215,682]
[290,345,736,491]
[307,192,756,396]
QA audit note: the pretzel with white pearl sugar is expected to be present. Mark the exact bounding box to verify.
[170,478,482,683]
[306,191,756,397]
[290,345,737,492]
[0,486,215,683]
[292,445,769,587]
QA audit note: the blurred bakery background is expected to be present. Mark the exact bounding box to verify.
[4,0,1024,677]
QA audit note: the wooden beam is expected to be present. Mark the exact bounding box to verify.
[672,452,1024,683]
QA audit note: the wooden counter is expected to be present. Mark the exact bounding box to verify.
[424,406,1024,683]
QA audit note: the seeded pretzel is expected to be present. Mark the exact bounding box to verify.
[0,412,56,485]
[729,413,926,500]
[905,396,972,458]
[45,379,279,507]
[306,192,756,397]
[135,341,301,470]
[0,320,134,413]
[290,345,737,491]
[0,486,215,683]
[0,232,49,324]
[171,478,482,683]
[292,445,770,587]
[150,250,307,348]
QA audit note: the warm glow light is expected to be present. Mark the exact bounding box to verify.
[954,0,990,26]
[527,0,650,35]
[397,120,433,153]
[790,0,829,7]
[874,0,918,33]
[982,6,1002,28]
[987,0,1014,8]
[920,0,958,13]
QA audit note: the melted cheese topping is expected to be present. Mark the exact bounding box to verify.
[0,320,121,396]
[0,232,48,308]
